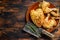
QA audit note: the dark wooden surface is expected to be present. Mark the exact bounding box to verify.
[0,0,60,40]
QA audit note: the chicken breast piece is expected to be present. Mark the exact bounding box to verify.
[30,9,45,27]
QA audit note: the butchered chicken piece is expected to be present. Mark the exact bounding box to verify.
[43,14,57,29]
[30,8,45,27]
[42,1,50,13]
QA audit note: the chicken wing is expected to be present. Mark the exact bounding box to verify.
[42,1,50,12]
[43,14,56,29]
[51,8,59,16]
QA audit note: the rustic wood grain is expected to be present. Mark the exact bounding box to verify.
[0,0,60,40]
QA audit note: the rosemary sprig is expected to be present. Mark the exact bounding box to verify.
[26,23,35,33]
[30,23,41,36]
[26,22,41,37]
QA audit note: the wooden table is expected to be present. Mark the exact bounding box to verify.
[0,0,60,40]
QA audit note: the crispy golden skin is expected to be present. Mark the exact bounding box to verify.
[43,14,57,29]
[51,8,59,16]
[30,9,45,27]
[30,1,59,29]
[42,1,50,12]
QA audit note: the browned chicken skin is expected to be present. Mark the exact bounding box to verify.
[30,1,59,29]
[30,9,45,27]
[43,14,57,29]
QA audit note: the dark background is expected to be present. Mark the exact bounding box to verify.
[0,0,60,40]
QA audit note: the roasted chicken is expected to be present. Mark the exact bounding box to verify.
[30,1,59,29]
[43,14,57,29]
[41,1,50,13]
[30,9,45,27]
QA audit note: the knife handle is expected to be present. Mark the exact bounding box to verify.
[39,28,55,38]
